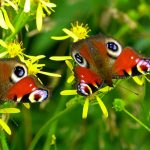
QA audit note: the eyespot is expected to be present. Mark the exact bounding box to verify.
[28,89,49,103]
[106,38,122,58]
[72,51,88,67]
[11,64,28,83]
[77,83,93,96]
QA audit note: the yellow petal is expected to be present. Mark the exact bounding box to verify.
[132,76,144,85]
[0,51,8,58]
[33,64,45,67]
[1,8,15,32]
[99,86,113,93]
[39,71,61,77]
[5,0,18,11]
[24,0,30,12]
[67,75,75,83]
[49,56,72,61]
[18,55,25,63]
[63,28,78,42]
[25,54,45,60]
[42,4,51,15]
[0,119,11,135]
[96,96,108,118]
[51,35,70,40]
[60,90,77,95]
[36,3,43,31]
[41,1,56,8]
[82,98,89,119]
[65,60,73,71]
[0,9,8,29]
[0,39,7,48]
[0,108,20,113]
[23,103,30,109]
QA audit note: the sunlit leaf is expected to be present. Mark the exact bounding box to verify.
[96,96,108,118]
[82,98,89,119]
[0,119,11,135]
[0,108,20,113]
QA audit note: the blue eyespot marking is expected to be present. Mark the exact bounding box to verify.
[107,42,118,51]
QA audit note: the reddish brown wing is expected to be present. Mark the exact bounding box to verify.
[0,58,50,102]
[71,34,122,95]
[71,34,150,96]
[72,35,118,86]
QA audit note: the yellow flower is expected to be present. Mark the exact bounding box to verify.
[49,57,74,82]
[24,0,56,31]
[19,54,61,77]
[0,107,20,135]
[60,59,149,119]
[49,56,73,82]
[132,75,150,85]
[51,22,91,42]
[82,96,108,119]
[59,60,109,119]
[50,55,109,119]
[0,41,61,78]
[49,56,72,61]
[62,88,109,119]
[0,40,24,58]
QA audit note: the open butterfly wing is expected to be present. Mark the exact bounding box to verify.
[71,34,150,96]
[0,59,50,103]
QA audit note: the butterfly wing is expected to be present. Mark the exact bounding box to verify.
[74,66,103,96]
[112,47,150,77]
[71,34,150,96]
[71,34,123,95]
[0,58,50,103]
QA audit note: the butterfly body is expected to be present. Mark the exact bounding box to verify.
[71,34,150,96]
[0,58,49,103]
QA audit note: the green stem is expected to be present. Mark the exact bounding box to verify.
[5,11,30,42]
[123,108,150,132]
[43,121,57,150]
[43,69,79,150]
[0,130,9,150]
[28,104,78,150]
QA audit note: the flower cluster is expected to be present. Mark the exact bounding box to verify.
[60,59,111,119]
[0,0,57,134]
[0,0,56,32]
[0,26,60,135]
[51,21,91,42]
[50,22,110,119]
[0,40,61,77]
[50,21,150,120]
[0,107,20,135]
[24,0,56,31]
[0,0,149,136]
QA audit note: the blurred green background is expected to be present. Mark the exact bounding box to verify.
[8,0,150,149]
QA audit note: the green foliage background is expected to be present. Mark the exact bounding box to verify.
[3,0,150,149]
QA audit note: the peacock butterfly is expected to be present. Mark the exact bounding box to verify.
[0,58,49,103]
[71,34,150,96]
